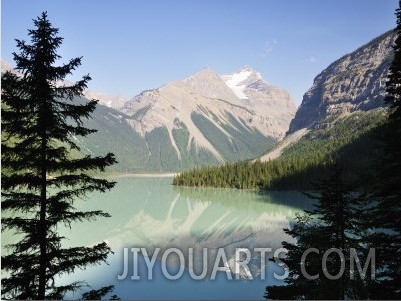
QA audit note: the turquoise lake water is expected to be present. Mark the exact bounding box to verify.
[5,176,313,300]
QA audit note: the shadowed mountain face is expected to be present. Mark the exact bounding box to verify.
[287,30,395,135]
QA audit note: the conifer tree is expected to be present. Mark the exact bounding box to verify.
[366,1,401,298]
[265,168,371,299]
[1,12,117,299]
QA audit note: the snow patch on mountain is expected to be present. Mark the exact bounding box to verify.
[222,71,251,99]
[221,70,250,99]
[221,67,263,100]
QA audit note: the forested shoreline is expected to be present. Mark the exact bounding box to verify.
[173,110,386,191]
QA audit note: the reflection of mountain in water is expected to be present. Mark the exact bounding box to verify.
[92,177,312,279]
[53,177,313,298]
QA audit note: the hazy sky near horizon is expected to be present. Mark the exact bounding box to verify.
[1,0,398,104]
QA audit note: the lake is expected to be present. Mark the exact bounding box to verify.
[54,176,313,300]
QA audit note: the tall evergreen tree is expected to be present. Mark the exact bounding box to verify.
[265,168,372,299]
[366,1,401,298]
[1,12,117,299]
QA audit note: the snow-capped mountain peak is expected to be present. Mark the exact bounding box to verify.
[221,66,263,100]
[120,66,296,169]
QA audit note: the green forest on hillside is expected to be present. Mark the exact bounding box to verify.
[173,109,387,190]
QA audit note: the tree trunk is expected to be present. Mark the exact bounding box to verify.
[38,132,47,299]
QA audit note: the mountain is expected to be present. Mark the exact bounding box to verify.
[83,90,128,109]
[2,59,296,172]
[259,30,395,176]
[117,66,296,171]
[221,67,296,139]
[287,30,395,135]
[173,29,396,190]
[255,30,395,187]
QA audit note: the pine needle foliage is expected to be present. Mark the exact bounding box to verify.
[1,12,117,299]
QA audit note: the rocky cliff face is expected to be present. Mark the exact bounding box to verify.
[288,30,395,134]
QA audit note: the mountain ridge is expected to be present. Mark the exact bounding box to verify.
[2,58,297,171]
[120,66,296,169]
[287,29,395,134]
[259,30,395,164]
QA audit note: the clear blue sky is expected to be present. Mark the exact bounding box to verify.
[1,0,398,104]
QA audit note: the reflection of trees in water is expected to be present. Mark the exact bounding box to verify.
[174,185,313,211]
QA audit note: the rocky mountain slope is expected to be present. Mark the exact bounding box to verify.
[118,66,296,170]
[287,30,395,134]
[260,128,309,162]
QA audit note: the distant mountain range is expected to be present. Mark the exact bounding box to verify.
[1,61,296,172]
[4,29,393,174]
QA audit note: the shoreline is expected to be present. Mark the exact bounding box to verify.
[112,173,178,178]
